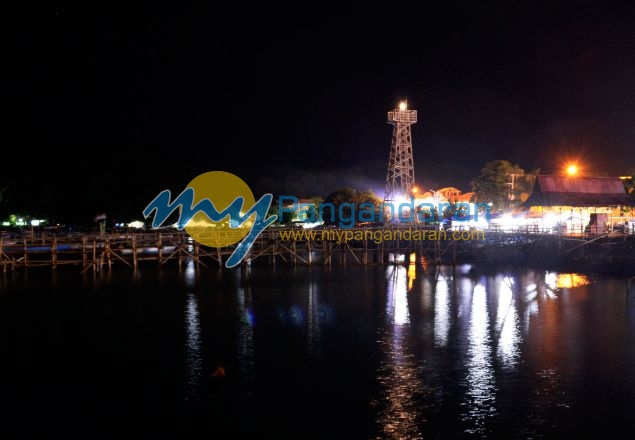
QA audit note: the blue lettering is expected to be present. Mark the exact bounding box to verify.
[143,187,277,268]
[278,196,298,223]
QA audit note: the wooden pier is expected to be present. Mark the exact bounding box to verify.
[0,225,473,272]
[0,225,633,274]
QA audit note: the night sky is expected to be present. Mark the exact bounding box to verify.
[2,1,635,224]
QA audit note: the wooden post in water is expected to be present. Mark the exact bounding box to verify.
[452,237,456,265]
[106,238,112,270]
[380,233,384,265]
[0,238,5,273]
[51,237,57,270]
[23,237,28,268]
[82,236,87,267]
[158,234,163,265]
[363,238,368,265]
[435,227,441,264]
[132,234,138,270]
[92,239,97,272]
[271,243,276,267]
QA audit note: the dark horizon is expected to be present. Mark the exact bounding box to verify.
[2,1,635,224]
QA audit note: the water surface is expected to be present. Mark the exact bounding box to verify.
[1,261,634,438]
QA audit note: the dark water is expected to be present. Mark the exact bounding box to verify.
[1,260,635,439]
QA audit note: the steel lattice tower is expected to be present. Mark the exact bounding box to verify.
[384,101,417,205]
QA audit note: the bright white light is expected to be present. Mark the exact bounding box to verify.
[127,220,145,229]
[302,220,323,229]
[393,195,410,207]
[386,266,409,325]
[566,164,578,176]
[399,101,407,111]
[545,272,557,291]
[490,214,525,230]
[542,214,559,229]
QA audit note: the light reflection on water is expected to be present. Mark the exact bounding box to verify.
[183,258,203,402]
[434,274,450,347]
[462,283,496,435]
[375,264,424,440]
[2,263,632,438]
[555,272,591,289]
[184,291,202,402]
[307,276,321,359]
[236,278,255,405]
[496,277,520,368]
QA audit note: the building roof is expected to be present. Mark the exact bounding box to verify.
[521,175,635,208]
[455,192,475,202]
[436,187,462,198]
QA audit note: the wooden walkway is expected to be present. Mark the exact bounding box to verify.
[1,225,632,273]
[0,225,473,272]
[0,231,197,273]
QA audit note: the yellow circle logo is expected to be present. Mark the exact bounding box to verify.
[183,171,256,247]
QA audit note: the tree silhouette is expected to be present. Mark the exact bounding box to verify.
[322,188,382,224]
[471,160,534,212]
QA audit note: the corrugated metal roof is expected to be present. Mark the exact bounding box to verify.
[521,175,635,207]
[538,175,627,194]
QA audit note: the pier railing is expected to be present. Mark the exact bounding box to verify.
[0,225,633,273]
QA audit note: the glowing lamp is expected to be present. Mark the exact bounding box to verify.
[566,164,578,176]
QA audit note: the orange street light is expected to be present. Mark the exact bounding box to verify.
[566,164,578,176]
